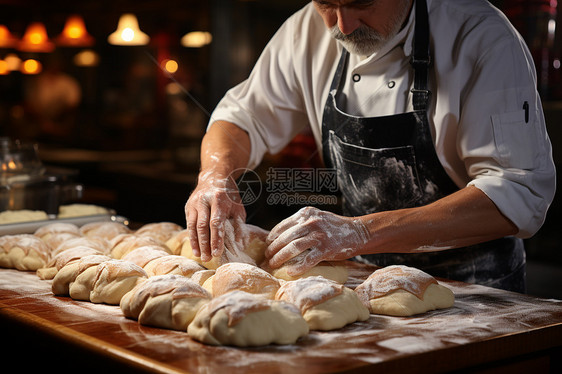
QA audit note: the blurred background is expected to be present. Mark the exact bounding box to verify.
[0,0,560,297]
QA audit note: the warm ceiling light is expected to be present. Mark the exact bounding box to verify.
[181,31,212,48]
[162,59,178,74]
[108,14,150,46]
[21,59,42,74]
[0,60,9,75]
[0,25,18,48]
[73,49,100,67]
[56,15,94,47]
[4,53,21,71]
[19,22,55,52]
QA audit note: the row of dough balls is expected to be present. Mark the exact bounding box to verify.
[0,220,455,347]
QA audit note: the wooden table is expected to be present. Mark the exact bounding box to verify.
[1,261,561,374]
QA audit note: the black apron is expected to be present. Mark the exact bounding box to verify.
[321,0,525,292]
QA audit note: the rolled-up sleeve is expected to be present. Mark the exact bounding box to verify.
[460,33,556,238]
[208,15,309,170]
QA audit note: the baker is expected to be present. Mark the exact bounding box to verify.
[185,0,556,292]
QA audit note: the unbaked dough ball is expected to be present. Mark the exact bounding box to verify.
[80,221,132,240]
[121,246,171,268]
[34,222,81,240]
[52,254,111,296]
[205,262,281,299]
[263,253,348,284]
[275,276,369,330]
[135,222,183,243]
[354,265,455,316]
[190,269,215,286]
[0,234,50,271]
[110,234,170,259]
[166,219,267,269]
[120,274,211,330]
[69,259,147,304]
[143,255,205,277]
[188,290,309,346]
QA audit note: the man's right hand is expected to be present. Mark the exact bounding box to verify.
[185,170,247,263]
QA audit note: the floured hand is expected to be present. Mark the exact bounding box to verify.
[265,207,369,276]
[185,170,246,262]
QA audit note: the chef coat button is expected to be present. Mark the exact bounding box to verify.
[352,74,361,82]
[388,81,396,88]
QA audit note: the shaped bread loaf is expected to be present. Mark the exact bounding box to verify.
[275,276,369,330]
[0,234,50,271]
[188,290,309,346]
[110,234,170,259]
[354,265,455,316]
[120,274,211,330]
[58,258,147,304]
[203,262,280,299]
[135,222,183,243]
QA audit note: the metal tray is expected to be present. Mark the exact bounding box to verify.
[0,214,129,236]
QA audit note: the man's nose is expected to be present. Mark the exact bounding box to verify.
[337,7,361,35]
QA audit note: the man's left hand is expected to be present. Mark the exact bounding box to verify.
[265,207,370,275]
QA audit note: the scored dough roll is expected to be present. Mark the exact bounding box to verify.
[69,259,147,304]
[52,254,111,296]
[110,234,170,259]
[120,274,211,330]
[135,222,183,243]
[143,255,205,277]
[205,262,280,299]
[354,265,455,316]
[0,234,50,271]
[276,276,369,330]
[262,250,349,284]
[188,290,309,347]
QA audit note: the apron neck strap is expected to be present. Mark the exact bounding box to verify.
[411,0,431,111]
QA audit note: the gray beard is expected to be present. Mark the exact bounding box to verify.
[328,1,411,57]
[329,25,387,56]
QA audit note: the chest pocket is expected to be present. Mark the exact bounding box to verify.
[491,108,538,170]
[328,131,423,214]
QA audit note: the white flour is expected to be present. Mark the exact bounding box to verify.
[1,268,562,373]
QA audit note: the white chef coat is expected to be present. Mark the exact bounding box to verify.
[208,0,556,238]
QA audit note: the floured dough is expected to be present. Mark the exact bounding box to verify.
[265,256,349,284]
[120,274,211,330]
[69,259,147,304]
[188,291,309,346]
[275,276,369,330]
[207,262,280,299]
[80,221,132,240]
[58,204,110,218]
[0,210,48,224]
[52,254,111,296]
[110,234,169,259]
[354,265,455,316]
[0,234,50,271]
[143,255,205,277]
[135,222,183,243]
[121,246,170,268]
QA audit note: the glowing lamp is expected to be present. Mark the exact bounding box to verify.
[0,25,18,48]
[4,54,21,71]
[108,14,150,46]
[19,22,55,53]
[0,60,9,75]
[73,49,100,67]
[56,15,94,47]
[181,31,212,48]
[21,59,42,74]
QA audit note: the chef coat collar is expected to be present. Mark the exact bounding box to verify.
[338,0,418,68]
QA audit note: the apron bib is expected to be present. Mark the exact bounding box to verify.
[320,0,525,292]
